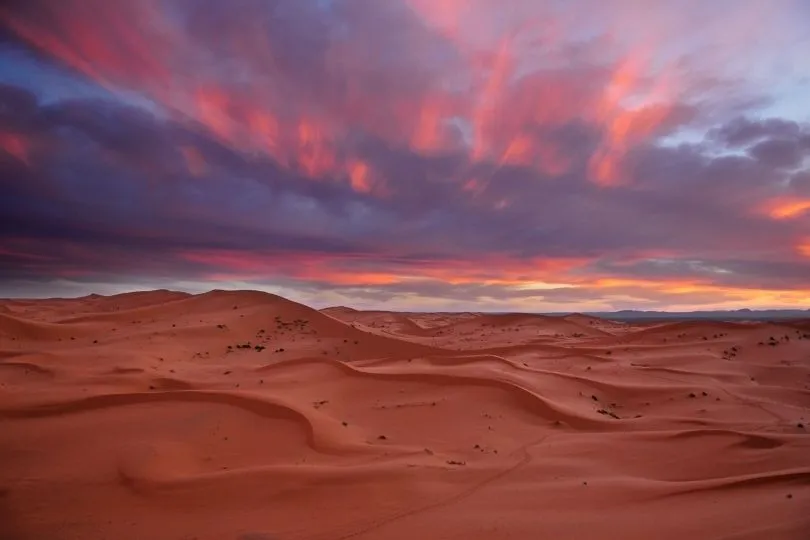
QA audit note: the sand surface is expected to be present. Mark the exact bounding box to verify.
[1,290,809,540]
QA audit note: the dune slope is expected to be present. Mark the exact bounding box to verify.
[1,291,809,540]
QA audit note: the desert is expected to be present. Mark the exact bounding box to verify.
[3,4,810,537]
[1,289,808,540]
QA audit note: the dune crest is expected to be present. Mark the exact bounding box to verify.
[1,291,809,540]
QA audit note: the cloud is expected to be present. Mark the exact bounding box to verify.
[0,1,809,309]
[749,137,805,169]
[713,117,803,147]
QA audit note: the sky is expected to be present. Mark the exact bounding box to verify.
[1,0,809,312]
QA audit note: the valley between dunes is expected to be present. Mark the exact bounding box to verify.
[1,289,809,540]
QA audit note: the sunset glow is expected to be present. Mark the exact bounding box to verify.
[1,1,809,310]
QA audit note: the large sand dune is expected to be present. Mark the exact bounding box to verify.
[1,291,809,539]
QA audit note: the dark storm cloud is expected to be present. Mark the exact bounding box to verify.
[749,137,807,169]
[0,83,37,117]
[712,117,802,147]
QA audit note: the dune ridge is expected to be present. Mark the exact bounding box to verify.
[1,290,809,540]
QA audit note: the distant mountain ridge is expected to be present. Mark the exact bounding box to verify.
[570,309,810,321]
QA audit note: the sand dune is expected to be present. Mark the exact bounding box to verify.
[1,292,809,539]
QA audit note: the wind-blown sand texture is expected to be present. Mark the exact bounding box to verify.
[1,290,809,540]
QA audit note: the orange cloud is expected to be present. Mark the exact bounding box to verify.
[177,248,810,310]
[764,198,810,220]
[410,98,444,153]
[180,249,590,287]
[347,160,373,193]
[589,50,679,187]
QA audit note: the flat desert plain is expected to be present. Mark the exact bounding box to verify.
[1,290,809,540]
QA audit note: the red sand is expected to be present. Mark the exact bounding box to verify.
[1,290,808,539]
